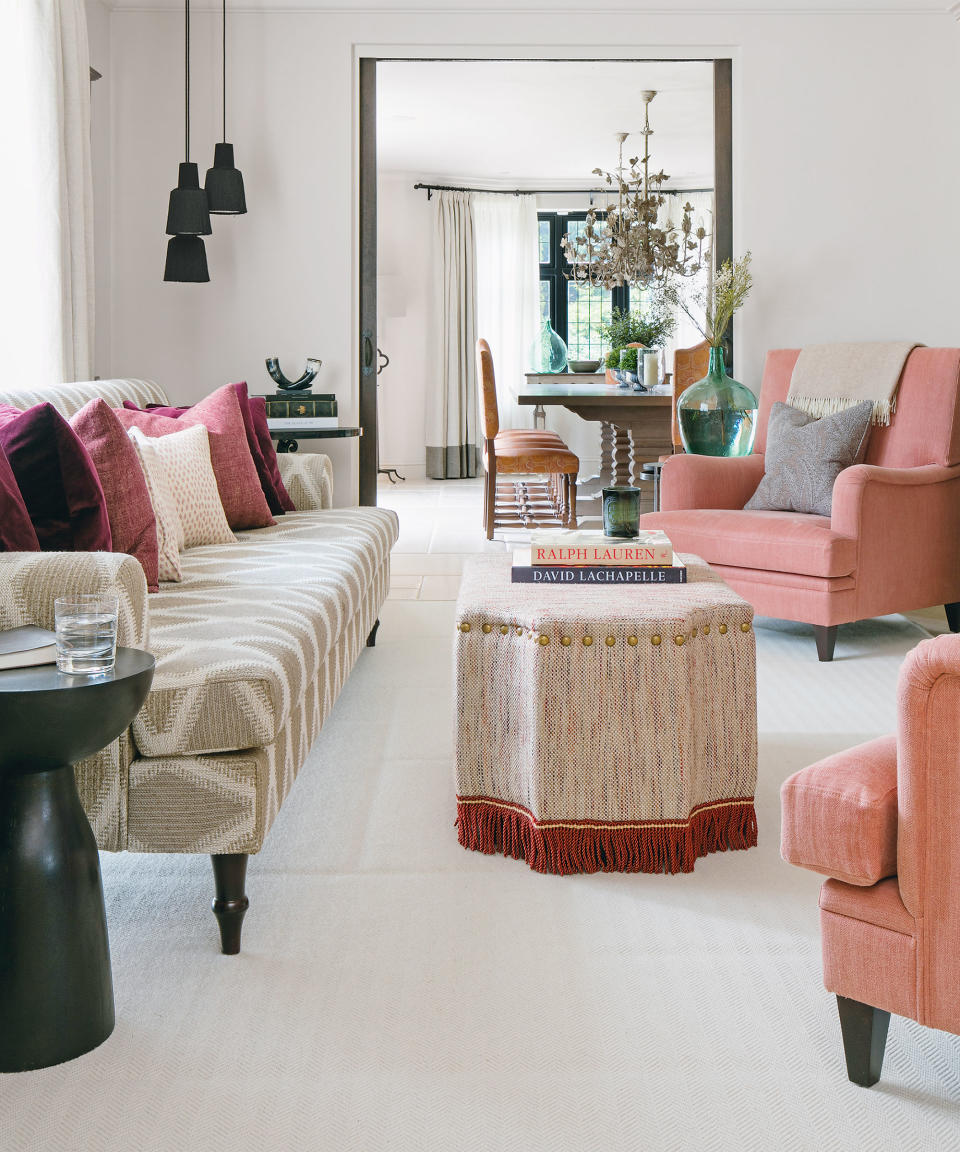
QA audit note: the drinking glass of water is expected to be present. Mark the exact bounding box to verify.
[54,593,119,675]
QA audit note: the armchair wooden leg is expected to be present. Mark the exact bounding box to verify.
[945,602,960,632]
[836,995,890,1087]
[211,853,249,955]
[813,624,838,662]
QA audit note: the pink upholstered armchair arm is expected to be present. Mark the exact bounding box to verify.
[895,633,960,923]
[831,462,960,537]
[659,452,765,511]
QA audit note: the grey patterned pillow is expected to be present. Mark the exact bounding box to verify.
[745,400,873,517]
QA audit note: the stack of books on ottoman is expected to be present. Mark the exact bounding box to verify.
[512,529,686,584]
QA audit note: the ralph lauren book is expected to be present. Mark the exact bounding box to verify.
[511,551,687,585]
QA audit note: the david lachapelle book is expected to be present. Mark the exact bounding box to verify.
[512,550,687,585]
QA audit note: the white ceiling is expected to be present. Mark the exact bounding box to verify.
[378,60,715,189]
[107,1,954,12]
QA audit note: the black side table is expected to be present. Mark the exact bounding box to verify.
[0,647,155,1072]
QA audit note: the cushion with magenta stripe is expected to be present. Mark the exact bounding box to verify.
[0,402,111,552]
[780,734,898,886]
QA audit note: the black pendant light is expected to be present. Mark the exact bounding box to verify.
[205,0,247,215]
[165,0,211,282]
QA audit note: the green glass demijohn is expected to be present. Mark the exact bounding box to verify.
[532,317,569,373]
[677,345,758,457]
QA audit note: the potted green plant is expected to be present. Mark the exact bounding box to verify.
[599,302,675,386]
[618,346,639,387]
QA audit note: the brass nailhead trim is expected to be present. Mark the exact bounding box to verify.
[605,635,616,647]
[582,636,593,647]
[703,625,710,635]
[539,634,550,645]
[627,635,638,646]
[651,635,662,646]
[691,627,698,638]
[500,624,509,635]
[481,623,492,634]
[718,624,727,635]
[460,623,471,633]
[741,622,751,632]
[674,634,685,646]
[561,636,572,646]
[515,627,523,636]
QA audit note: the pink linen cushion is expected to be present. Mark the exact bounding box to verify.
[0,402,111,552]
[129,382,290,516]
[70,399,160,591]
[248,395,296,512]
[115,384,275,531]
[781,734,898,886]
[0,442,40,552]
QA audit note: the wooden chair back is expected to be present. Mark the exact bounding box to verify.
[476,338,500,440]
[671,340,711,450]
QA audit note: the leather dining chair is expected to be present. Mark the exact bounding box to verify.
[477,338,579,540]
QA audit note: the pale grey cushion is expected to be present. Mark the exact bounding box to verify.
[745,400,873,517]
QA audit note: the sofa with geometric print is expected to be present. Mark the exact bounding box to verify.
[0,378,398,953]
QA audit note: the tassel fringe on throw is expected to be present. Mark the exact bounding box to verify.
[456,796,758,876]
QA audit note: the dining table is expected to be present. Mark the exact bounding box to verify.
[514,372,675,511]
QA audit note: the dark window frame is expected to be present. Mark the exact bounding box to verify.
[538,211,629,352]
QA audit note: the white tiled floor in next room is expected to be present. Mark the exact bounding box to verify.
[378,476,506,601]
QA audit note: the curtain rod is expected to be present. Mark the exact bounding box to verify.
[413,182,713,200]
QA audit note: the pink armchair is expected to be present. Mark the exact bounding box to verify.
[780,632,960,1086]
[641,348,960,659]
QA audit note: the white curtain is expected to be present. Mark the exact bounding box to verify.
[472,192,541,433]
[0,0,95,386]
[426,191,478,478]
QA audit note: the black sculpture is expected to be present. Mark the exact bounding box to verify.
[266,357,322,392]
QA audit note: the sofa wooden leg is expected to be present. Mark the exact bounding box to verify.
[366,619,380,647]
[813,624,838,662]
[945,602,960,632]
[836,995,890,1087]
[211,853,249,955]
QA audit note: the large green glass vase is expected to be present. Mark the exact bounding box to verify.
[531,318,568,373]
[677,346,758,457]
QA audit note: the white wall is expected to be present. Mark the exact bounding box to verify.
[85,0,112,377]
[101,8,960,504]
[377,175,433,479]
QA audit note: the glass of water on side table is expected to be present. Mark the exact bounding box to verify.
[54,593,119,675]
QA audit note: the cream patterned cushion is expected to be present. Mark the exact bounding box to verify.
[129,424,234,550]
[128,429,184,583]
[133,507,399,757]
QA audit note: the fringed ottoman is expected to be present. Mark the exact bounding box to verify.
[454,554,758,874]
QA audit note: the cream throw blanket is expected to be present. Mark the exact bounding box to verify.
[787,341,919,426]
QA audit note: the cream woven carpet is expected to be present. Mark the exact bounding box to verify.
[3,604,959,1151]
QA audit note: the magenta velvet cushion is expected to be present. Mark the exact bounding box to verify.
[0,442,40,552]
[127,381,288,516]
[70,399,160,591]
[0,403,112,552]
[115,384,275,531]
[248,395,296,513]
[780,734,899,886]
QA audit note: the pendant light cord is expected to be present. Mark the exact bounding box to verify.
[184,0,190,162]
[222,0,227,142]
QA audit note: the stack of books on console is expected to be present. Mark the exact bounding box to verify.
[512,529,686,584]
[265,393,338,430]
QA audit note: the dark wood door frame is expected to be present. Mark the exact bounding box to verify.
[356,56,733,503]
[358,57,378,507]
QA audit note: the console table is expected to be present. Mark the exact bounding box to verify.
[0,648,155,1071]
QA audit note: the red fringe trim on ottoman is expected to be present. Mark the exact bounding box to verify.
[456,796,758,875]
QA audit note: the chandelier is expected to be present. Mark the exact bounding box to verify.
[561,91,709,290]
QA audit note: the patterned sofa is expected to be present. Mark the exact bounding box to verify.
[0,379,399,953]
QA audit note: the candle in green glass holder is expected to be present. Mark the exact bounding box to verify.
[602,486,641,538]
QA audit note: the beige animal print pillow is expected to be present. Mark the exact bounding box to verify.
[128,424,235,551]
[127,428,185,582]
